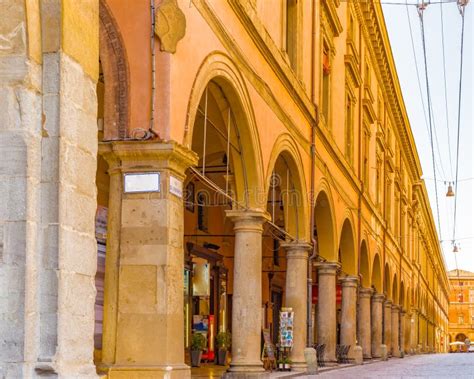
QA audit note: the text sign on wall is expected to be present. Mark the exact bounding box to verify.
[124,172,160,193]
[169,175,183,198]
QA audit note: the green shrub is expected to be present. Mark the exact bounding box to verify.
[191,333,207,351]
[216,331,231,350]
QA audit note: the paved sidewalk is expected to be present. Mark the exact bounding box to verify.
[302,353,474,378]
[192,354,474,378]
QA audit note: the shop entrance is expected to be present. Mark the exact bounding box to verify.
[184,242,228,363]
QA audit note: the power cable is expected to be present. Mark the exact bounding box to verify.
[439,3,455,179]
[452,2,467,244]
[418,4,443,240]
[406,3,446,181]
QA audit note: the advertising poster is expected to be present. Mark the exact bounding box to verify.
[279,308,294,348]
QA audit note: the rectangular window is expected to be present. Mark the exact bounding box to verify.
[348,13,355,41]
[385,179,392,224]
[395,190,400,237]
[470,289,474,303]
[362,130,369,188]
[344,94,353,163]
[286,0,298,71]
[273,238,280,266]
[376,157,382,208]
[322,44,331,124]
[364,60,371,87]
[197,192,208,232]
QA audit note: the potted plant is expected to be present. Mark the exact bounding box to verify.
[283,356,292,371]
[216,331,231,365]
[191,333,207,367]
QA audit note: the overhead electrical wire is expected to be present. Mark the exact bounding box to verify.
[418,3,443,240]
[439,3,455,179]
[452,1,467,245]
[406,3,446,181]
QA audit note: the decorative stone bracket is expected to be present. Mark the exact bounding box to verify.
[155,0,186,53]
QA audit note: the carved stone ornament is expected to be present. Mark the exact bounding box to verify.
[154,0,186,53]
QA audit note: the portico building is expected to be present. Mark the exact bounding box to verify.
[0,1,449,378]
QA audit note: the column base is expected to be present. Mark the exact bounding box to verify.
[98,364,190,379]
[290,362,308,372]
[224,369,269,379]
[226,362,265,374]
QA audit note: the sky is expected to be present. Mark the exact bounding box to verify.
[382,1,473,273]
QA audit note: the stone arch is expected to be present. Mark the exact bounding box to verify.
[371,253,382,293]
[359,240,370,287]
[392,274,399,305]
[338,218,357,276]
[184,52,264,208]
[400,281,405,310]
[314,182,337,261]
[265,134,308,240]
[99,0,130,140]
[384,263,392,299]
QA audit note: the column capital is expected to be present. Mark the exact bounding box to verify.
[339,275,359,288]
[391,304,400,312]
[316,261,340,276]
[99,140,198,178]
[359,287,374,298]
[400,309,407,316]
[372,292,385,303]
[384,299,393,308]
[281,241,312,260]
[225,209,270,232]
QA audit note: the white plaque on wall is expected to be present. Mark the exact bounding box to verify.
[123,172,160,193]
[169,175,183,198]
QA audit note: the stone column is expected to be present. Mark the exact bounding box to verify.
[383,300,392,353]
[358,287,373,359]
[371,293,384,358]
[282,242,311,371]
[226,209,270,374]
[391,305,400,357]
[340,276,359,356]
[411,309,418,353]
[317,262,340,365]
[400,310,406,356]
[99,141,197,378]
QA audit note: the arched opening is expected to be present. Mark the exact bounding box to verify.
[314,191,335,262]
[183,76,262,366]
[338,219,357,276]
[400,281,405,310]
[392,274,399,305]
[312,189,336,344]
[360,240,370,288]
[371,253,382,293]
[384,263,392,300]
[262,150,306,344]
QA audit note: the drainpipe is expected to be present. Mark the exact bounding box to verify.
[307,0,318,347]
[148,0,159,139]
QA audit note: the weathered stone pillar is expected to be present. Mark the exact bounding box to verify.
[340,276,359,357]
[371,293,384,358]
[316,262,340,365]
[391,305,400,357]
[383,300,392,353]
[358,287,373,359]
[411,309,418,353]
[400,310,406,355]
[99,141,197,378]
[226,209,270,374]
[282,242,311,371]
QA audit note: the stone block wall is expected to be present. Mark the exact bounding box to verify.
[0,1,99,378]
